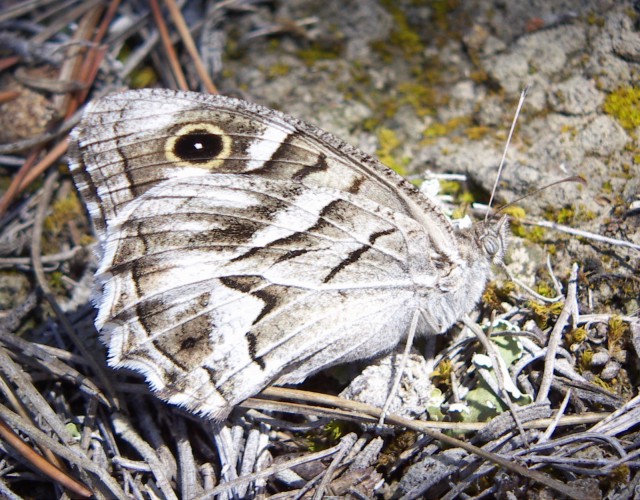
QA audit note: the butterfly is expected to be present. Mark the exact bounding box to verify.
[68,89,508,420]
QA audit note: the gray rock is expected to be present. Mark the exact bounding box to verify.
[600,360,621,381]
[578,115,629,156]
[609,10,640,62]
[549,76,604,115]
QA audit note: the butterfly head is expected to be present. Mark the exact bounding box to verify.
[474,215,509,266]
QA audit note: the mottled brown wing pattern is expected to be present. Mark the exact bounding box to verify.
[69,89,456,246]
[69,89,508,419]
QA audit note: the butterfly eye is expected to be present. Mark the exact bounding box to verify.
[482,234,501,256]
[165,123,232,169]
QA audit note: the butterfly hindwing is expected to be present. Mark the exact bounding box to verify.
[97,174,431,418]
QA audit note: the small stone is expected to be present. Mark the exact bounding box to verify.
[340,352,433,423]
[599,360,621,381]
[0,76,57,144]
[589,350,610,367]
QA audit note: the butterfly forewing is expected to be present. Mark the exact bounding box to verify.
[69,89,503,420]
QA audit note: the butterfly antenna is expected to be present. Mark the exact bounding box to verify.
[494,175,588,216]
[485,86,529,222]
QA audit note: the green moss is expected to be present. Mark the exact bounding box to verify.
[603,86,640,131]
[528,300,564,328]
[510,222,546,243]
[376,128,408,175]
[592,376,613,392]
[438,179,462,196]
[543,204,594,225]
[556,207,575,224]
[129,66,157,89]
[223,32,245,60]
[606,466,631,488]
[423,122,449,139]
[431,358,453,385]
[431,0,459,30]
[465,125,491,140]
[379,0,424,58]
[324,421,345,442]
[579,349,593,372]
[586,13,605,26]
[377,431,418,467]
[560,124,577,135]
[566,327,588,347]
[306,420,349,451]
[361,117,381,131]
[377,127,401,151]
[572,204,597,222]
[267,62,291,78]
[469,69,489,84]
[435,179,475,216]
[449,207,466,219]
[458,191,475,204]
[48,271,66,294]
[42,191,84,254]
[535,281,556,298]
[421,116,472,144]
[608,316,628,354]
[397,82,440,117]
[482,281,516,309]
[44,192,82,235]
[297,42,342,67]
[79,234,95,246]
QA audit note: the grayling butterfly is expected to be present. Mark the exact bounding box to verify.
[68,89,508,420]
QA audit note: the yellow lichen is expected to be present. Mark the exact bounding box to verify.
[502,206,526,220]
[603,86,640,131]
[376,128,408,175]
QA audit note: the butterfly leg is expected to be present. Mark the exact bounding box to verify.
[377,309,422,427]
